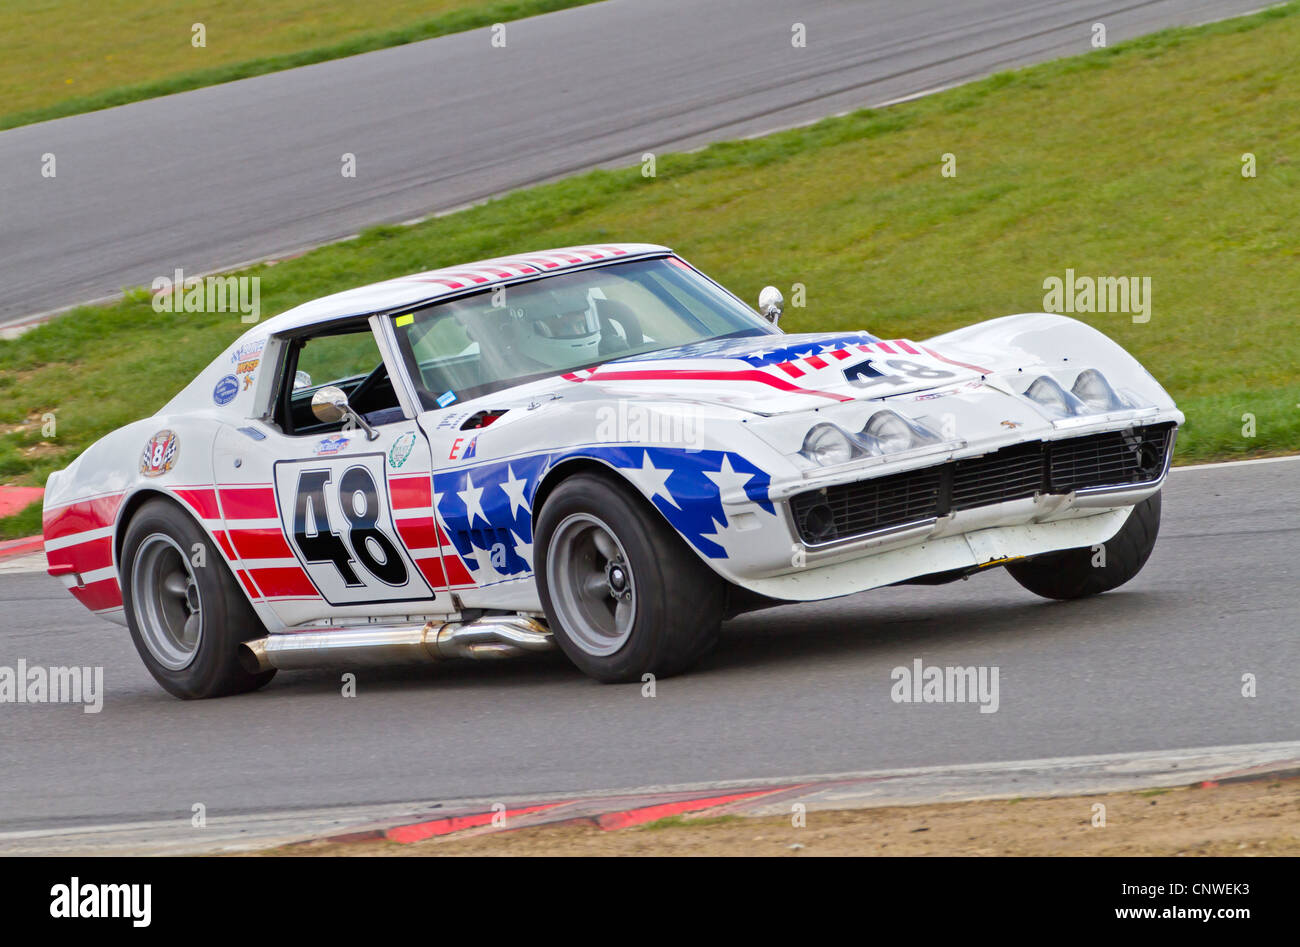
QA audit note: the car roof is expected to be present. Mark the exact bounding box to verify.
[261,243,672,334]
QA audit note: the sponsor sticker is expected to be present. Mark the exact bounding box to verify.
[436,390,457,408]
[212,374,239,405]
[140,430,178,477]
[314,435,350,456]
[388,431,417,469]
[231,339,265,369]
[435,411,470,430]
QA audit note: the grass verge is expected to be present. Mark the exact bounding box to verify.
[0,0,602,131]
[262,775,1300,856]
[2,2,1298,537]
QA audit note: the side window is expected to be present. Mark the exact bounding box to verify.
[296,330,382,386]
[276,323,403,435]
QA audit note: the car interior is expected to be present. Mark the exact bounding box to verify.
[274,322,405,436]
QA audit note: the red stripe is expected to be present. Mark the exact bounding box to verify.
[895,340,922,355]
[875,341,897,354]
[45,536,113,575]
[213,530,237,561]
[386,803,564,843]
[921,345,993,375]
[408,277,465,289]
[70,577,122,612]
[389,476,432,510]
[396,517,444,551]
[236,569,261,599]
[249,566,317,598]
[776,362,804,377]
[591,368,851,403]
[415,557,447,587]
[173,487,220,520]
[229,527,294,560]
[219,486,277,520]
[442,555,475,586]
[830,348,852,360]
[43,494,123,542]
[804,354,828,370]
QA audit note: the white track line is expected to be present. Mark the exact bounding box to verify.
[1175,454,1300,471]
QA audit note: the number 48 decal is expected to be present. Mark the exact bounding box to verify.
[273,456,432,605]
[294,467,407,586]
[843,358,955,389]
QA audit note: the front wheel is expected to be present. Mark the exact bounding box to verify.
[535,473,724,683]
[1006,492,1162,600]
[121,498,276,699]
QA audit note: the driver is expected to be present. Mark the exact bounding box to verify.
[518,285,603,368]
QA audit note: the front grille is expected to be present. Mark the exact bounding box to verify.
[950,441,1044,511]
[790,422,1174,546]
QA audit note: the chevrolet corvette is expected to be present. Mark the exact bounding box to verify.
[42,244,1181,697]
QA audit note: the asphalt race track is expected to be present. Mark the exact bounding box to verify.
[0,0,1269,324]
[1,458,1295,832]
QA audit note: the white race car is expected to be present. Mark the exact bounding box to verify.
[43,244,1181,697]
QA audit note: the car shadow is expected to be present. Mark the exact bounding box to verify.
[256,584,1177,695]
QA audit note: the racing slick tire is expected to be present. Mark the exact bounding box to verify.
[536,472,725,683]
[121,498,276,699]
[1006,492,1162,600]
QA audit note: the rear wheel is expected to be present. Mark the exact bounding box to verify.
[121,499,275,699]
[1006,492,1161,600]
[536,473,724,683]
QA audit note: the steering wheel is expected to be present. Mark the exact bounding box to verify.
[345,360,391,413]
[596,299,644,355]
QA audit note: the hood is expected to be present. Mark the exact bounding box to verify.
[557,331,989,415]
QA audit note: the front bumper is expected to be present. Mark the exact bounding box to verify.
[705,419,1177,601]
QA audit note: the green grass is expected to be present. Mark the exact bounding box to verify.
[641,814,744,831]
[0,0,602,131]
[3,2,1299,538]
[0,502,42,542]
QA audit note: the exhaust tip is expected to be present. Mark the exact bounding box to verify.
[239,638,272,675]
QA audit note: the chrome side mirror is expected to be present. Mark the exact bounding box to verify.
[310,385,348,422]
[758,285,784,325]
[311,385,378,440]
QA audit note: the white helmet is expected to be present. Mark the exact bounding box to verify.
[524,288,602,368]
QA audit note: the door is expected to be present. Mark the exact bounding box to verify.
[215,319,457,629]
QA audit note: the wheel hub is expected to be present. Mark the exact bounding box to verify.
[546,513,637,657]
[130,533,204,671]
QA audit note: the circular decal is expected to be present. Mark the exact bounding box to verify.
[389,431,417,469]
[140,430,179,478]
[213,374,240,406]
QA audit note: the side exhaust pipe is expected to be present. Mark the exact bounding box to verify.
[239,616,553,674]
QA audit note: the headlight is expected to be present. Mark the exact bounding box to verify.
[863,410,916,453]
[1071,368,1127,412]
[1024,375,1085,417]
[800,423,860,466]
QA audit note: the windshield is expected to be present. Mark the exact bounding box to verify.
[390,256,777,410]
